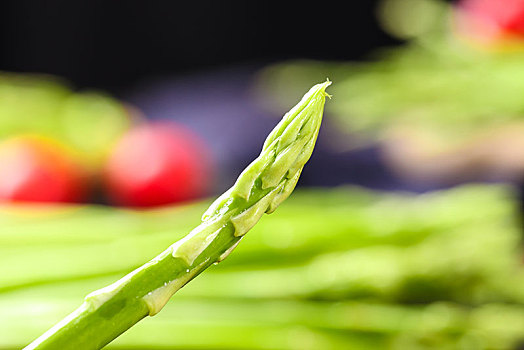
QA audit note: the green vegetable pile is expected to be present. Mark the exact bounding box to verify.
[1,184,523,349]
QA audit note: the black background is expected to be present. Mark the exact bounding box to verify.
[0,1,400,93]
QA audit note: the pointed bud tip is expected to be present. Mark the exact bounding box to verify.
[316,79,332,98]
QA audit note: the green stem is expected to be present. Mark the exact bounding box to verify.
[26,227,237,349]
[24,81,331,349]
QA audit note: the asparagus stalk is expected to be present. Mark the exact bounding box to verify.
[2,185,512,292]
[7,280,524,350]
[24,81,331,350]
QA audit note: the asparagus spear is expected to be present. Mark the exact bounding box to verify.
[24,81,331,350]
[1,185,512,292]
[6,278,524,350]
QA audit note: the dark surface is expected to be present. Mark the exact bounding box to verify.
[519,180,524,229]
[0,0,408,193]
[0,0,399,93]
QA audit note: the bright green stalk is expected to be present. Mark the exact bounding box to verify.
[24,81,331,350]
[1,185,511,293]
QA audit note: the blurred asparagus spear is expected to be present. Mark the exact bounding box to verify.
[186,223,522,303]
[5,218,521,305]
[0,184,521,349]
[24,81,331,350]
[1,185,511,292]
[4,277,524,350]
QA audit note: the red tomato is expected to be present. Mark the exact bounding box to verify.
[0,137,87,203]
[456,0,524,44]
[104,122,212,207]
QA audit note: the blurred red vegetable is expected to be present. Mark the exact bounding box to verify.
[104,122,212,207]
[0,136,88,203]
[456,0,524,45]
